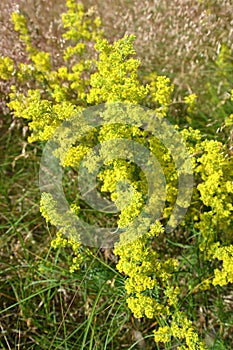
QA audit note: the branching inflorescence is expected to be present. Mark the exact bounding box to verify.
[1,1,233,348]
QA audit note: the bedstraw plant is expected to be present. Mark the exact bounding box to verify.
[1,0,233,348]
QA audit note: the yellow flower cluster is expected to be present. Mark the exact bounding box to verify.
[11,12,35,54]
[195,140,233,251]
[41,193,83,272]
[146,72,174,117]
[51,231,68,249]
[212,245,233,286]
[0,56,14,80]
[184,93,197,114]
[62,145,91,167]
[51,232,83,273]
[62,0,103,60]
[87,35,150,104]
[180,127,233,286]
[114,221,179,319]
[8,87,79,142]
[154,312,207,349]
